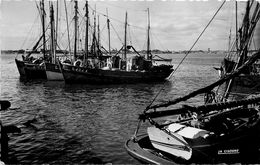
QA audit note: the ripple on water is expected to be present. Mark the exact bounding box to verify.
[1,53,224,164]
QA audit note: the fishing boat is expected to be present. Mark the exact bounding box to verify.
[126,49,260,164]
[15,1,68,81]
[15,0,48,80]
[60,6,173,84]
[125,1,260,164]
[219,0,260,98]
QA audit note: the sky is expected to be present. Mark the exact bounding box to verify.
[0,0,259,51]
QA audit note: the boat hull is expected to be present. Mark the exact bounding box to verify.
[231,75,260,94]
[23,63,47,79]
[125,134,178,164]
[45,62,64,81]
[15,59,47,79]
[126,128,260,164]
[61,65,173,84]
[15,59,26,77]
[147,126,192,160]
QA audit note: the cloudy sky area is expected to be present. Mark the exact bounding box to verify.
[0,0,256,51]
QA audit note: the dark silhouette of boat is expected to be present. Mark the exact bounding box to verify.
[15,57,47,79]
[15,1,56,80]
[61,58,173,84]
[60,6,173,84]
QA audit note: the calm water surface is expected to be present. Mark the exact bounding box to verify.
[0,53,224,164]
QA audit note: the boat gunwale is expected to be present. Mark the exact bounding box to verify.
[125,134,178,165]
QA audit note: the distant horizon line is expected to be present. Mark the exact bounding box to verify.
[1,49,228,52]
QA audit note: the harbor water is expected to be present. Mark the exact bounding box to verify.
[0,52,224,164]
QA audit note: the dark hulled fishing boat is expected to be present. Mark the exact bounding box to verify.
[15,55,47,79]
[61,61,173,84]
[15,1,65,80]
[60,5,173,84]
[15,0,48,80]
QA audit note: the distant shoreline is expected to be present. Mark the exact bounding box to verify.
[1,49,228,55]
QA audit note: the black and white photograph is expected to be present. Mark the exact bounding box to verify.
[1,0,260,164]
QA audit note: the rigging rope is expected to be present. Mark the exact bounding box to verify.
[96,1,146,13]
[88,5,146,31]
[129,27,142,50]
[145,0,227,111]
[18,3,41,55]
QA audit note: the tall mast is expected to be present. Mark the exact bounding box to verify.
[223,1,251,101]
[106,8,111,55]
[64,0,71,58]
[50,2,56,64]
[74,0,78,62]
[84,0,89,65]
[92,5,97,56]
[228,29,231,51]
[98,15,100,56]
[55,1,58,54]
[124,11,127,60]
[235,1,238,51]
[41,0,46,59]
[147,8,151,60]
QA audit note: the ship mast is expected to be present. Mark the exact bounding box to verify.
[74,0,78,62]
[64,0,71,58]
[124,11,127,60]
[107,8,111,55]
[92,5,97,56]
[41,0,46,59]
[84,0,89,65]
[147,8,151,60]
[235,1,238,51]
[223,1,251,100]
[98,15,101,56]
[55,1,59,54]
[50,2,56,64]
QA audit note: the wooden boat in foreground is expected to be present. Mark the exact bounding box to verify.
[126,96,260,164]
[126,1,260,162]
[126,46,260,164]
